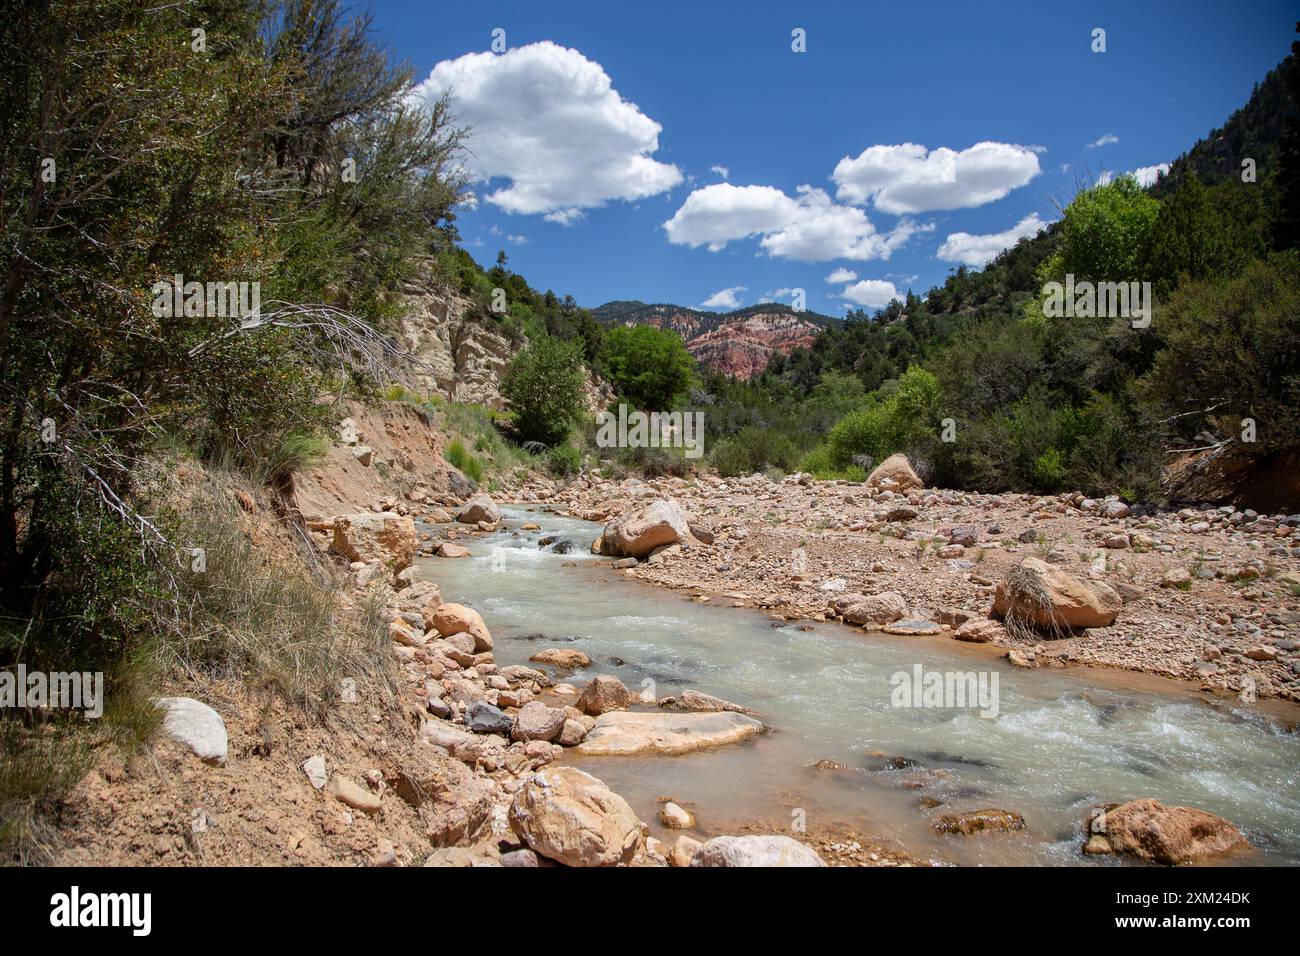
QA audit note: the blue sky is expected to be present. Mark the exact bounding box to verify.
[376,0,1294,314]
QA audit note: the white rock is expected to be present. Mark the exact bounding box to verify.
[156,697,228,766]
[691,835,826,867]
[301,755,327,789]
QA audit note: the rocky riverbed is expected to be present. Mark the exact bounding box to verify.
[55,449,1297,867]
[510,461,1300,706]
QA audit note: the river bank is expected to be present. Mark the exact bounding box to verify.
[41,411,1300,868]
[511,470,1300,705]
[422,504,1300,867]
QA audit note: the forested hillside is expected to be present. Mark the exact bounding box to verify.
[687,46,1299,504]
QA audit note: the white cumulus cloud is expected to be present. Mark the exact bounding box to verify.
[825,267,857,284]
[831,142,1041,214]
[711,164,730,180]
[701,286,746,309]
[937,213,1049,267]
[413,42,681,221]
[664,183,923,261]
[841,279,899,308]
[1132,163,1170,187]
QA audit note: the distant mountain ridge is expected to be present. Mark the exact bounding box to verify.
[591,300,838,379]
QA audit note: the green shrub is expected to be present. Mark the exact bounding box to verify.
[710,426,798,477]
[709,438,756,477]
[615,444,693,478]
[1032,448,1067,491]
[825,404,890,469]
[547,444,582,477]
[1146,252,1300,456]
[798,445,867,481]
[445,439,484,483]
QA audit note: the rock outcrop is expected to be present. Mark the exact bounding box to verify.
[398,276,518,409]
[592,301,828,380]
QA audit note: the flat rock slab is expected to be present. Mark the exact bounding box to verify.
[576,710,764,757]
[882,618,944,636]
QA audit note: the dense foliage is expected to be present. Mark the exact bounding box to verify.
[0,0,470,670]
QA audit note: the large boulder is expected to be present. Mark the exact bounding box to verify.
[426,602,493,652]
[840,591,908,627]
[508,767,641,867]
[991,557,1122,633]
[576,710,765,756]
[456,493,501,524]
[511,701,567,743]
[691,835,825,867]
[865,453,923,491]
[1087,799,1248,865]
[600,498,690,559]
[529,648,592,669]
[330,512,415,570]
[576,674,633,715]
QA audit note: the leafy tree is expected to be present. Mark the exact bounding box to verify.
[1145,253,1300,455]
[0,0,465,668]
[1146,172,1223,294]
[598,324,694,410]
[1044,175,1161,283]
[501,337,588,446]
[1146,172,1266,296]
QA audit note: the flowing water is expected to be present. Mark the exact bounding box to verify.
[419,505,1300,865]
